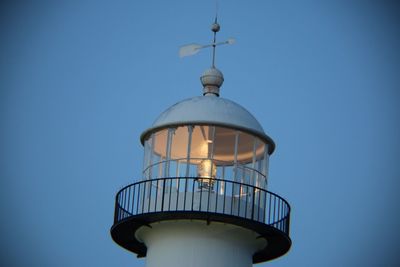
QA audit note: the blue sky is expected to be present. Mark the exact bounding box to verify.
[1,1,399,266]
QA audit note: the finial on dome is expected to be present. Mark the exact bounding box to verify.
[201,67,224,96]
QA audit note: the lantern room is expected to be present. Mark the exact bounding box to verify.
[141,95,274,191]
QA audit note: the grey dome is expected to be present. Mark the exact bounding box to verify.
[140,96,275,153]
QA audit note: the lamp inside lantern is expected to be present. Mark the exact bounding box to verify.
[197,159,217,190]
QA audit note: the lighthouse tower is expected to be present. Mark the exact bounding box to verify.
[111,21,291,267]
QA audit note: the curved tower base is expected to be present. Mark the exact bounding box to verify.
[136,220,266,267]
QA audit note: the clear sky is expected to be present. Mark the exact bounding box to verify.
[1,1,399,266]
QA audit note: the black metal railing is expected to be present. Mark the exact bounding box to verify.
[113,177,290,235]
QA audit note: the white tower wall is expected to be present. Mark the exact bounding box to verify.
[136,220,266,267]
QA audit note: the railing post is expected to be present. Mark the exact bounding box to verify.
[207,178,211,212]
[114,193,119,224]
[161,179,166,211]
[147,181,152,213]
[251,187,256,220]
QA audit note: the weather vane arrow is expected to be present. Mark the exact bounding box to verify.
[178,17,235,68]
[179,38,235,58]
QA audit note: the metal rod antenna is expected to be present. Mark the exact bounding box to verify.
[211,16,219,68]
[212,31,216,67]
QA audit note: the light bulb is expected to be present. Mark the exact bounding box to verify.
[197,159,217,190]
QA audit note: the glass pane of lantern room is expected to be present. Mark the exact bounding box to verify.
[254,140,267,188]
[236,132,256,164]
[212,126,237,181]
[189,125,212,162]
[151,129,168,178]
[212,126,237,164]
[262,144,269,188]
[170,126,189,160]
[143,135,153,179]
[169,126,189,177]
[235,131,256,185]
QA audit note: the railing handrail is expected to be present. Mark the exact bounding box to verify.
[114,177,291,235]
[116,177,290,209]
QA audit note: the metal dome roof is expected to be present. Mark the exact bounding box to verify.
[140,95,275,153]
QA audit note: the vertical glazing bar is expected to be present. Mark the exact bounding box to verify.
[185,126,193,177]
[220,166,225,195]
[209,126,216,157]
[233,132,239,181]
[164,128,173,178]
[241,166,245,190]
[148,134,155,179]
[233,131,239,215]
[175,161,180,176]
[263,144,269,189]
[175,161,180,193]
[251,138,258,186]
[185,126,193,210]
[158,157,163,178]
[142,142,147,179]
[209,126,216,184]
[142,138,150,179]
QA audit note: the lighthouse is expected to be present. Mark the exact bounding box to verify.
[111,20,291,267]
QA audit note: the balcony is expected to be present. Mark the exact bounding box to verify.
[111,177,291,263]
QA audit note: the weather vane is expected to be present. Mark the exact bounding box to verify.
[179,16,235,68]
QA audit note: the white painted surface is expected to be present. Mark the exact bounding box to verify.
[136,220,266,267]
